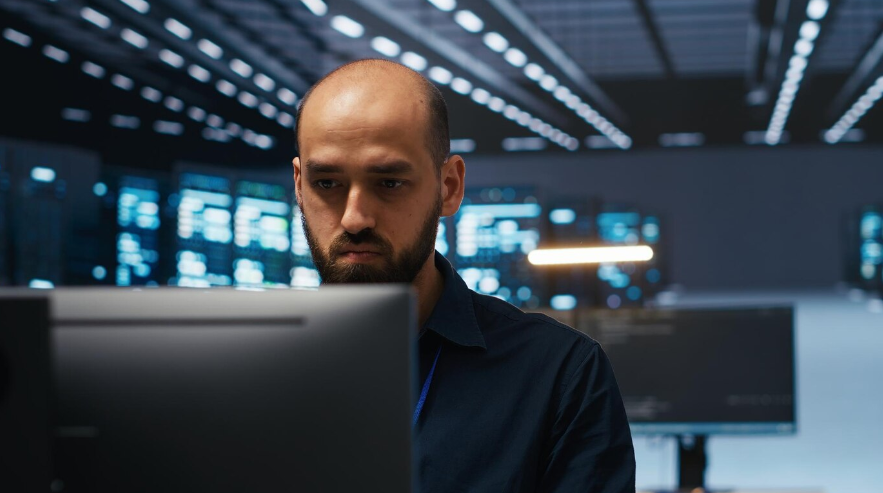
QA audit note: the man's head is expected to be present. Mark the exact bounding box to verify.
[293,59,465,284]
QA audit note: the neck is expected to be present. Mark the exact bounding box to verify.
[411,253,444,328]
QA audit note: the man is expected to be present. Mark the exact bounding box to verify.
[293,59,635,492]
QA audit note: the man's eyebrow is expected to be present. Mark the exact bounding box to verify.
[304,161,343,173]
[365,161,414,174]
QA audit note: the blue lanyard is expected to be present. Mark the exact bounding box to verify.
[412,346,442,427]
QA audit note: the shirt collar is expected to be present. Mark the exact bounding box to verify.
[421,251,487,350]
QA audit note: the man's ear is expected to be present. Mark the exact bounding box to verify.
[292,156,303,206]
[440,155,466,217]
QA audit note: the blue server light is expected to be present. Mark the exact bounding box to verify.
[455,187,543,308]
[859,210,882,284]
[233,181,291,287]
[290,203,320,288]
[115,178,161,286]
[174,173,234,287]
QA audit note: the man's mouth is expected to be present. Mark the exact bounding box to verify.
[337,249,383,261]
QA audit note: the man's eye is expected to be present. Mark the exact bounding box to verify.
[314,180,337,190]
[381,180,404,189]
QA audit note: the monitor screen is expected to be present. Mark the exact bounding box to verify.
[578,305,795,435]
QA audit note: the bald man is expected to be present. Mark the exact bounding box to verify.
[293,59,635,493]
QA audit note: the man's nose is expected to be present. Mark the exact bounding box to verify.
[340,187,377,234]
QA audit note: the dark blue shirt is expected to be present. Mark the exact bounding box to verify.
[416,252,636,492]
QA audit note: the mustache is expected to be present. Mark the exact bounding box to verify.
[328,229,392,256]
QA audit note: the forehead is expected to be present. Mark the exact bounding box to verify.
[298,74,433,168]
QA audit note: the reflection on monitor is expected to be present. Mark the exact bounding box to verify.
[455,187,542,308]
[579,306,795,435]
[174,173,234,287]
[116,177,161,286]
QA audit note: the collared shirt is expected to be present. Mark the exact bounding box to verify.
[416,252,636,493]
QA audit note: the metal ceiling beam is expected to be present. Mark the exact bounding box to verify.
[483,0,628,125]
[346,0,566,127]
[633,0,675,79]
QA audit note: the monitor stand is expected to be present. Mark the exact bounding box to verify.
[677,434,707,490]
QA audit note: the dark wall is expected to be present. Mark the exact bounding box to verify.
[463,145,883,289]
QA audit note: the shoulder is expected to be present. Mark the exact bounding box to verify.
[469,290,599,353]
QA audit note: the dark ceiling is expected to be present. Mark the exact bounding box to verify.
[1,0,881,170]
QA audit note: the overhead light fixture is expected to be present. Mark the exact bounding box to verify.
[806,0,829,20]
[450,77,472,95]
[111,73,134,90]
[164,96,184,112]
[188,64,211,82]
[553,85,571,102]
[121,28,148,49]
[501,137,547,152]
[482,32,508,53]
[198,39,223,59]
[110,114,140,129]
[61,108,91,122]
[765,6,828,145]
[278,88,297,105]
[216,79,237,97]
[799,21,820,41]
[140,86,162,102]
[503,48,527,67]
[159,49,185,68]
[528,246,654,265]
[453,10,484,33]
[230,59,253,78]
[237,91,259,108]
[401,51,428,71]
[259,102,278,118]
[301,0,328,16]
[80,7,112,29]
[187,106,207,122]
[164,18,192,40]
[30,167,56,183]
[428,66,453,85]
[470,88,491,104]
[81,61,105,78]
[120,0,150,14]
[539,74,557,91]
[154,120,184,135]
[370,36,401,57]
[523,63,544,81]
[330,16,364,38]
[3,28,32,47]
[277,112,294,128]
[488,96,505,112]
[450,138,475,153]
[206,114,224,127]
[42,45,69,63]
[427,0,456,12]
[503,104,520,120]
[659,132,705,147]
[825,76,883,144]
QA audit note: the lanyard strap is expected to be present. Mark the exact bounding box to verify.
[412,346,442,427]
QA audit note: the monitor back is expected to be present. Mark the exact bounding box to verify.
[50,286,415,493]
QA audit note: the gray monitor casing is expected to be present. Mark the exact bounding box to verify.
[44,286,415,492]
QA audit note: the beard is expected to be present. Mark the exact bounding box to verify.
[301,195,442,284]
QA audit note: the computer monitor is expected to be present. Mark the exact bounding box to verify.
[40,286,414,492]
[578,305,796,435]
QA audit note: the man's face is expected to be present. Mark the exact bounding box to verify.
[293,78,444,284]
